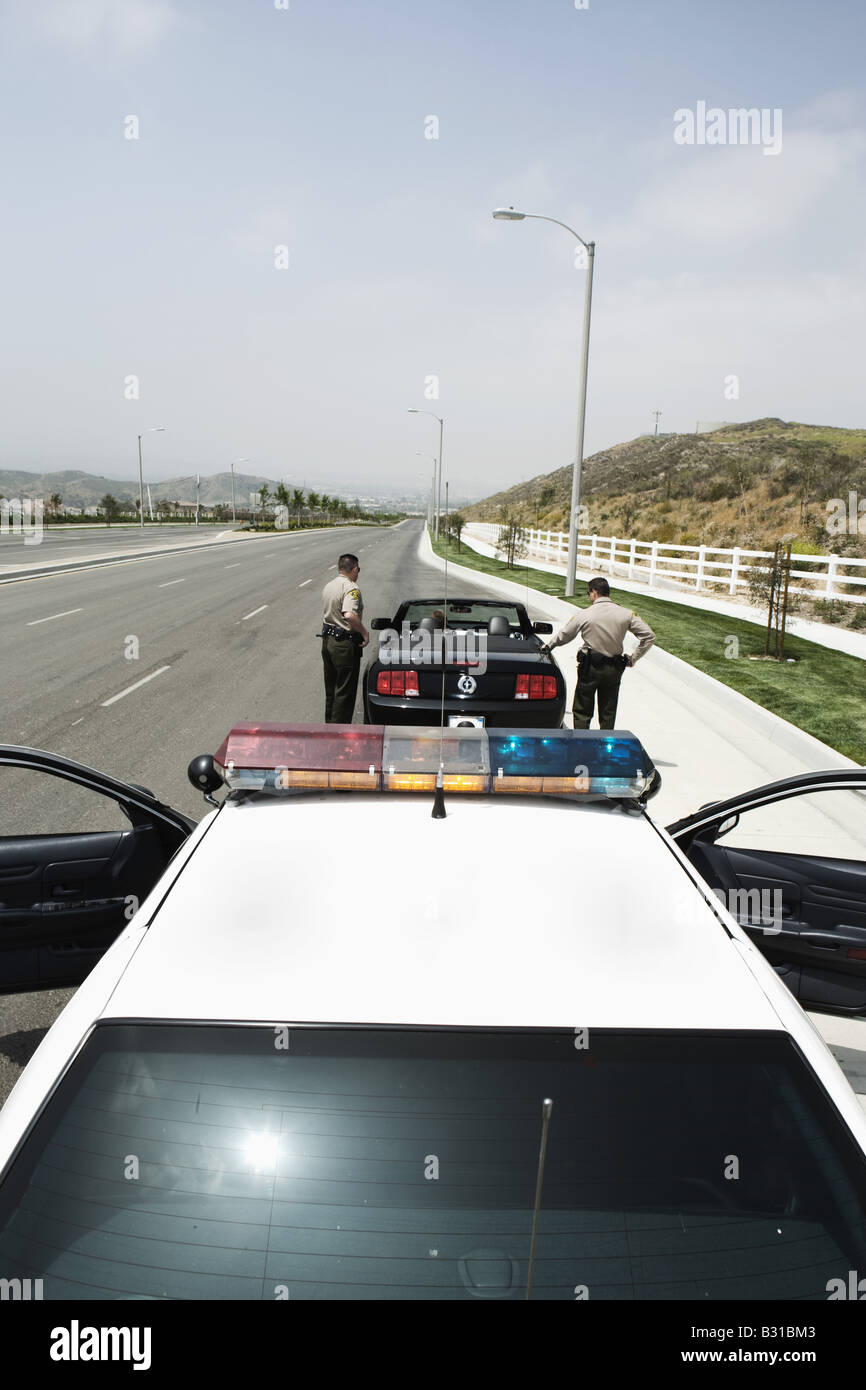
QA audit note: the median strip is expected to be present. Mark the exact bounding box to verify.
[101,666,171,707]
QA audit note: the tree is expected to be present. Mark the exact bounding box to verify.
[307,490,320,515]
[49,492,63,516]
[274,482,290,510]
[291,487,305,524]
[100,494,120,525]
[320,494,332,520]
[449,511,466,552]
[496,507,527,568]
[258,484,270,516]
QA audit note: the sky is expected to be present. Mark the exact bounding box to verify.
[1,0,864,501]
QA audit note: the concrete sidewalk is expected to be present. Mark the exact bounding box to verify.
[421,527,866,1105]
[461,526,866,661]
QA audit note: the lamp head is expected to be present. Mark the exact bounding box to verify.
[492,207,525,220]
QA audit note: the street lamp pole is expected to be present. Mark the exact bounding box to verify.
[408,409,444,540]
[492,208,595,597]
[231,458,249,525]
[138,428,166,529]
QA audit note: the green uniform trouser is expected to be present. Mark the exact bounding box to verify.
[323,635,361,723]
[573,659,623,730]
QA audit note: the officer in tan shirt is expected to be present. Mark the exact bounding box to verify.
[320,553,369,723]
[540,576,655,729]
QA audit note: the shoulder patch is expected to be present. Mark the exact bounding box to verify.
[346,588,360,600]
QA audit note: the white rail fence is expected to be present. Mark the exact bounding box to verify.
[462,523,866,604]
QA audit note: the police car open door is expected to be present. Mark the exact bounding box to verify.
[0,746,194,993]
[668,769,866,1017]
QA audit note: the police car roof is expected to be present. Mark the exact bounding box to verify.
[103,793,785,1031]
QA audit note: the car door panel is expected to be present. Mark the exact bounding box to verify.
[0,749,193,993]
[668,772,866,1016]
[693,842,866,1014]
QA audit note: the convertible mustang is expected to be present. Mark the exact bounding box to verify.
[362,597,566,728]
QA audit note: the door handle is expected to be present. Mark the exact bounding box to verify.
[800,932,843,952]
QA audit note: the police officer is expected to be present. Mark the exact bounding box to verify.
[540,577,655,729]
[320,554,369,723]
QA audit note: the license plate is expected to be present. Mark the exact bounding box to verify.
[448,714,485,728]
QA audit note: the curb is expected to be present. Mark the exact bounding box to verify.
[421,529,859,772]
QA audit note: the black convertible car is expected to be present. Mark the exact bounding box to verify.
[362,597,566,728]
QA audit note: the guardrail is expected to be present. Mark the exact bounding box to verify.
[462,524,866,604]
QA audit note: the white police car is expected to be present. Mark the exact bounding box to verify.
[0,725,865,1301]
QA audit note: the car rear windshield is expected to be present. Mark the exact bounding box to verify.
[401,602,528,632]
[1,1026,864,1301]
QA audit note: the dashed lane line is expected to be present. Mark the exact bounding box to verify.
[25,608,83,626]
[242,605,269,620]
[101,666,171,707]
[157,579,186,588]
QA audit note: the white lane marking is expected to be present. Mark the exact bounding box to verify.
[328,564,337,569]
[242,604,269,620]
[101,665,171,707]
[71,717,84,726]
[298,578,312,587]
[26,607,83,626]
[158,578,186,588]
[224,563,241,569]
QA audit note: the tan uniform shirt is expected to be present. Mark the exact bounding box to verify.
[548,596,655,665]
[322,573,364,631]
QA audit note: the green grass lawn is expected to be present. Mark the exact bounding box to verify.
[432,535,866,763]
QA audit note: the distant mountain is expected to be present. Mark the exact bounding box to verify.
[465,419,866,554]
[0,469,306,509]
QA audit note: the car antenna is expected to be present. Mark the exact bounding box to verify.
[432,480,448,819]
[525,1097,554,1300]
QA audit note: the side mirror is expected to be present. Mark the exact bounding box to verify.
[371,617,392,630]
[532,621,553,635]
[716,814,740,837]
[188,755,223,806]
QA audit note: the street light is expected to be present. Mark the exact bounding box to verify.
[408,409,444,540]
[230,458,249,525]
[138,428,166,529]
[492,206,595,597]
[415,451,436,528]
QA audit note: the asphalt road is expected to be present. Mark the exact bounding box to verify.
[0,519,551,1102]
[0,523,230,567]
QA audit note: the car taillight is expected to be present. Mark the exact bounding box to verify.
[515,673,558,700]
[376,670,419,696]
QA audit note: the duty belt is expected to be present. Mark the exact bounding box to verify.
[580,647,623,668]
[321,623,358,641]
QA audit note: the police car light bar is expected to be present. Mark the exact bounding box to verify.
[214,724,659,800]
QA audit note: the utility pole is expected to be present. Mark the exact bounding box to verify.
[652,410,662,438]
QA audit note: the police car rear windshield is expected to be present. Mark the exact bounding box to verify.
[1,1025,864,1301]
